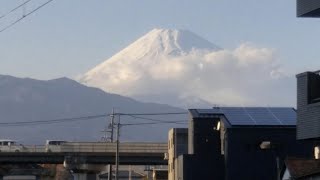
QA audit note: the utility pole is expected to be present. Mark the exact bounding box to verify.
[115,114,120,180]
[107,108,115,180]
[129,165,132,180]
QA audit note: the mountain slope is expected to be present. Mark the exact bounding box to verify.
[79,28,294,108]
[82,29,219,80]
[80,28,219,108]
[0,75,186,144]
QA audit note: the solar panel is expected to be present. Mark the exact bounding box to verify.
[245,107,280,125]
[194,107,296,126]
[220,107,255,125]
[267,107,296,126]
[224,107,296,126]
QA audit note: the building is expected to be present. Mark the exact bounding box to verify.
[297,0,320,17]
[167,128,188,180]
[175,107,313,180]
[296,71,320,140]
[188,109,225,180]
[294,70,320,179]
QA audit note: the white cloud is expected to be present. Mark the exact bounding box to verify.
[82,43,295,108]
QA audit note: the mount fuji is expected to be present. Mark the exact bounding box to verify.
[80,28,294,108]
[80,29,220,108]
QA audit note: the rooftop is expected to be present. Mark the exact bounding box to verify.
[189,107,296,127]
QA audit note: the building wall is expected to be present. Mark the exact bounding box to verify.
[225,127,313,180]
[168,128,188,180]
[297,72,320,140]
[297,0,320,17]
[188,117,225,180]
[188,117,222,156]
[176,155,194,180]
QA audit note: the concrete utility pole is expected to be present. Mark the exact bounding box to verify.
[107,108,115,180]
[115,114,120,180]
[129,165,132,180]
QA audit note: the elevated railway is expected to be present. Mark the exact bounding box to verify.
[0,142,168,165]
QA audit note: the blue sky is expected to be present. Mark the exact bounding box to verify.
[0,0,320,80]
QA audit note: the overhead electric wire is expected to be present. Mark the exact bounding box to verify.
[127,114,187,124]
[0,114,107,127]
[0,111,188,127]
[0,0,55,33]
[122,121,188,126]
[0,0,32,20]
[118,112,188,116]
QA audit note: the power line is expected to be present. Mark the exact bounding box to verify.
[0,114,107,127]
[0,0,32,20]
[118,112,188,116]
[127,114,187,123]
[122,121,187,126]
[0,111,188,127]
[0,0,55,33]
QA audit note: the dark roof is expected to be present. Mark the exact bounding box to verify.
[189,107,296,127]
[171,128,188,133]
[285,158,320,179]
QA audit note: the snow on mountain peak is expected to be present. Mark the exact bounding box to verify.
[79,28,290,108]
[106,28,220,63]
[138,28,220,55]
[81,28,220,84]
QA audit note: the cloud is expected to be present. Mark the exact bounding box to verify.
[83,43,295,108]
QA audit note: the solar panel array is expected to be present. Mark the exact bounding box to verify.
[196,107,296,126]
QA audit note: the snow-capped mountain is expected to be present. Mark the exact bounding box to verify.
[81,29,220,82]
[80,28,219,108]
[80,28,295,108]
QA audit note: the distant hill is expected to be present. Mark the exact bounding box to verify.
[0,75,187,144]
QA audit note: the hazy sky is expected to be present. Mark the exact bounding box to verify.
[0,0,320,80]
